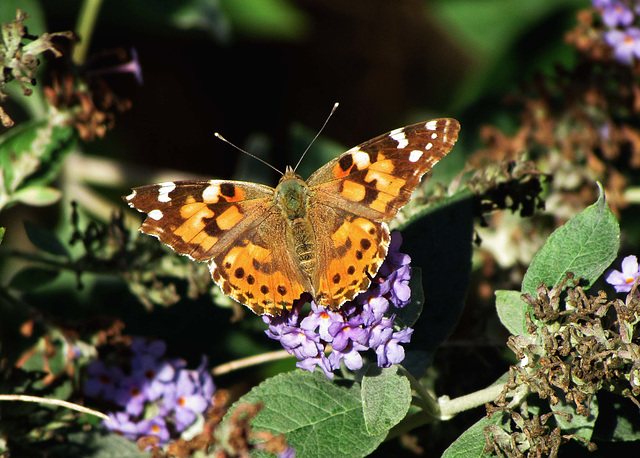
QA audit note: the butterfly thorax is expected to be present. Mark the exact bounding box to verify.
[275,171,309,219]
[275,171,316,277]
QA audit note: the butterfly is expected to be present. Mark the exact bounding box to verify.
[124,118,460,316]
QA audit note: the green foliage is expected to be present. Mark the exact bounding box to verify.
[521,183,620,296]
[223,370,389,457]
[442,413,508,458]
[1,0,639,456]
[0,120,76,210]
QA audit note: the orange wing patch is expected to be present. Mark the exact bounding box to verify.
[209,239,309,316]
[315,216,390,308]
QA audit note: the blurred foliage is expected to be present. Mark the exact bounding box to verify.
[1,0,640,456]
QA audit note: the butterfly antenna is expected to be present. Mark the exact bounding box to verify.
[214,133,284,176]
[293,102,339,173]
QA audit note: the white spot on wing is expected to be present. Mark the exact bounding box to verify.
[426,143,433,150]
[425,120,438,130]
[431,133,438,139]
[148,209,163,220]
[157,182,176,202]
[203,182,221,202]
[409,150,423,162]
[352,150,371,169]
[125,190,136,201]
[390,131,408,149]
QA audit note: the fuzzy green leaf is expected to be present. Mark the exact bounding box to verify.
[0,120,75,210]
[442,413,507,458]
[9,266,61,291]
[495,289,529,336]
[552,393,598,442]
[224,370,386,457]
[361,365,412,436]
[522,183,619,296]
[24,221,70,258]
[11,185,62,206]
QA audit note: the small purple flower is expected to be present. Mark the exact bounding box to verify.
[264,231,414,377]
[137,417,171,445]
[606,255,640,292]
[296,354,334,379]
[86,48,143,85]
[604,27,640,64]
[601,1,635,27]
[164,369,208,430]
[375,327,414,368]
[361,296,390,326]
[301,302,344,341]
[87,339,215,446]
[328,315,369,351]
[104,411,139,440]
[84,360,123,401]
[328,341,368,370]
[114,374,149,416]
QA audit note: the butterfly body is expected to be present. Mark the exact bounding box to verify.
[125,118,460,315]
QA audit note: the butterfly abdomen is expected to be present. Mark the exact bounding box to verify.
[274,174,319,280]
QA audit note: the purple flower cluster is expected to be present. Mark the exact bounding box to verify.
[606,254,640,292]
[84,338,214,446]
[593,0,640,63]
[263,232,414,378]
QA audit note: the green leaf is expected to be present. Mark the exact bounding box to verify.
[11,185,62,206]
[24,221,70,257]
[59,431,145,457]
[0,227,4,245]
[521,183,620,296]
[0,0,48,38]
[398,190,473,353]
[552,393,598,442]
[593,393,640,442]
[495,289,529,336]
[9,266,61,291]
[442,412,507,458]
[224,370,386,457]
[361,365,412,436]
[0,120,75,210]
[219,0,309,40]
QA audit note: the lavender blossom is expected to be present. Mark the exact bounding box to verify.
[85,339,215,446]
[604,27,640,63]
[606,255,640,292]
[264,231,415,377]
[601,1,635,27]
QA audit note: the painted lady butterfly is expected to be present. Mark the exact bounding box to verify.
[125,118,460,315]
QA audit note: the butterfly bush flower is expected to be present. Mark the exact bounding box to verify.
[84,338,215,446]
[263,231,414,378]
[606,255,640,292]
[600,1,635,27]
[604,27,640,63]
[592,0,640,64]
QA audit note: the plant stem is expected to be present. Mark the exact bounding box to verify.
[0,394,109,420]
[72,0,104,65]
[385,382,506,441]
[212,350,293,376]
